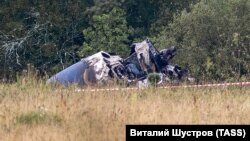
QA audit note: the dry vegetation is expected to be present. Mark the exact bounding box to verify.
[0,79,250,141]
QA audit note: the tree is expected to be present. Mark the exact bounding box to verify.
[0,0,88,80]
[78,7,133,57]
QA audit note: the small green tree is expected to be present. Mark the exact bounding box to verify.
[79,7,133,57]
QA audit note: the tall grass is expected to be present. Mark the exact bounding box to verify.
[0,79,249,141]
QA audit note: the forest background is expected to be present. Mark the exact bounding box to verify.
[0,0,249,83]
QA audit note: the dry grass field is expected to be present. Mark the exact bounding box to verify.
[0,79,250,141]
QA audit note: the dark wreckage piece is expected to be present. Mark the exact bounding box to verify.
[161,65,189,81]
[123,38,177,81]
[124,38,192,87]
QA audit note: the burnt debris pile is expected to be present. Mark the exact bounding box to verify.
[47,38,194,87]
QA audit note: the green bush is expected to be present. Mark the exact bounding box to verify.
[148,73,161,86]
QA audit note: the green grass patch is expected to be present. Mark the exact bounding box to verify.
[16,111,63,126]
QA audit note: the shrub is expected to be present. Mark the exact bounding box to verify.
[147,73,161,86]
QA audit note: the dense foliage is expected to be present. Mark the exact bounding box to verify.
[155,0,250,82]
[0,0,249,82]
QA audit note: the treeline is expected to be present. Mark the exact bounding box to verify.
[0,0,249,82]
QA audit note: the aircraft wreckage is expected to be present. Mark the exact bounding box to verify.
[47,38,194,87]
